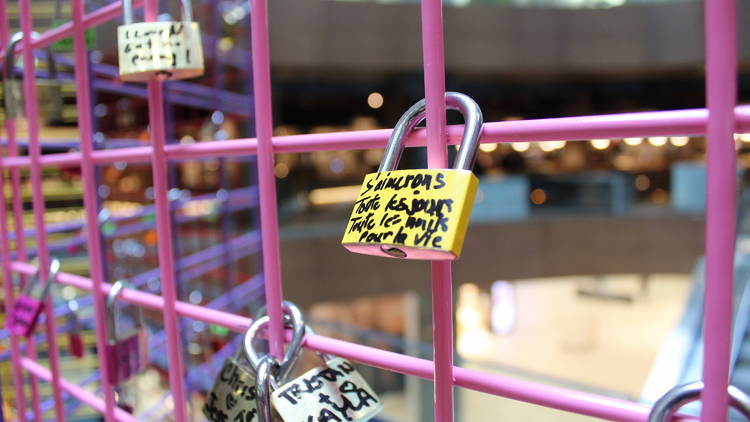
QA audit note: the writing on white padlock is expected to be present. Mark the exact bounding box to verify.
[272,357,382,422]
[203,346,259,422]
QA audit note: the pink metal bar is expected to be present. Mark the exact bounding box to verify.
[0,4,28,419]
[250,0,286,359]
[419,0,455,421]
[12,260,658,421]
[20,358,139,422]
[702,0,737,418]
[18,0,66,420]
[5,107,750,170]
[142,0,188,420]
[71,1,117,420]
[0,0,144,60]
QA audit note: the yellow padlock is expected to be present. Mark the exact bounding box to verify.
[342,92,483,260]
[117,0,204,82]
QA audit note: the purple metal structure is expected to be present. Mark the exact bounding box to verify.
[0,0,740,421]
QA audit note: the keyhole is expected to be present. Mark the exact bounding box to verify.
[381,245,407,258]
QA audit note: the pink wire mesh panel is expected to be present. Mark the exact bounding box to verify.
[0,0,739,421]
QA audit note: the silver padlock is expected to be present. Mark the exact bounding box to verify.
[105,280,147,386]
[648,381,750,422]
[6,257,60,337]
[204,304,305,422]
[3,32,64,124]
[117,0,204,82]
[270,329,383,422]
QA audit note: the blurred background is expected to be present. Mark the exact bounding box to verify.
[2,0,750,420]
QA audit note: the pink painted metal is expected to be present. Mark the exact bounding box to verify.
[702,0,737,418]
[18,0,66,420]
[419,0,455,420]
[142,0,189,420]
[5,106,750,170]
[3,0,741,420]
[250,0,287,360]
[71,0,118,418]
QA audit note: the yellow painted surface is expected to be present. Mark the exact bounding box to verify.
[342,169,478,260]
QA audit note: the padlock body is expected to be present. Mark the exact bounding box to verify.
[68,333,84,359]
[203,357,259,422]
[272,357,383,422]
[117,21,204,82]
[342,169,478,260]
[7,295,44,337]
[106,331,145,385]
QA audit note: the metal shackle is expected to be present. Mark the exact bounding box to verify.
[647,381,750,422]
[105,280,144,343]
[122,0,194,25]
[22,256,60,301]
[255,355,280,422]
[244,301,306,385]
[379,91,483,173]
[3,32,59,119]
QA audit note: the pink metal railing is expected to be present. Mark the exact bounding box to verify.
[0,0,738,421]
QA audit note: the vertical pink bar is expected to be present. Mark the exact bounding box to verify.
[0,3,28,419]
[142,1,188,420]
[420,1,454,421]
[18,0,66,420]
[71,1,117,421]
[250,0,286,358]
[702,0,737,419]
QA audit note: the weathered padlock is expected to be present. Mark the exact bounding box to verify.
[3,32,64,124]
[117,0,204,82]
[105,280,148,385]
[342,91,483,260]
[7,257,60,337]
[204,303,305,422]
[270,334,383,422]
[66,300,85,359]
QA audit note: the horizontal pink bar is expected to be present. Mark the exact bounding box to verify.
[21,358,138,422]
[5,106,750,170]
[0,0,143,60]
[12,261,651,421]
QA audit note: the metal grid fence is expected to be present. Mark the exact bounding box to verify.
[0,0,738,421]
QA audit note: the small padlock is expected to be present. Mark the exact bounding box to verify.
[7,257,60,337]
[105,280,148,386]
[66,300,85,359]
[3,32,64,124]
[204,303,305,422]
[271,348,383,422]
[342,92,483,260]
[117,0,204,82]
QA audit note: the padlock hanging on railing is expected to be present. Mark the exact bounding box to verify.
[66,299,85,359]
[246,302,383,422]
[7,257,60,337]
[105,280,148,387]
[3,32,65,125]
[117,0,204,82]
[342,91,483,260]
[647,381,750,421]
[203,302,306,422]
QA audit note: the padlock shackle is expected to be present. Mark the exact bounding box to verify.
[3,32,59,120]
[647,381,750,422]
[21,256,60,302]
[122,0,193,25]
[379,91,483,173]
[245,301,306,384]
[105,280,144,343]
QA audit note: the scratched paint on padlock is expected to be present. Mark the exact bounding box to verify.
[117,22,204,81]
[272,358,382,422]
[203,357,259,422]
[341,169,478,259]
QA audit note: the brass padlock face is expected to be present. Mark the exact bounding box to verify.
[117,21,204,82]
[203,357,259,422]
[342,169,478,260]
[271,357,383,422]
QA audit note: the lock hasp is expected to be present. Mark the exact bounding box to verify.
[342,168,478,260]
